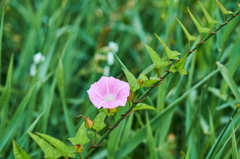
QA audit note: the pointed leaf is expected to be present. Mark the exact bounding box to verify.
[133,103,156,111]
[0,84,36,152]
[28,132,62,159]
[187,8,210,33]
[185,144,191,159]
[217,62,240,103]
[154,33,181,60]
[165,72,180,97]
[215,0,233,15]
[36,133,76,158]
[92,112,107,132]
[198,0,219,24]
[142,42,169,69]
[231,121,238,159]
[68,122,90,146]
[175,17,197,41]
[13,140,32,159]
[145,78,161,87]
[0,55,13,109]
[238,3,240,11]
[139,74,149,81]
[170,53,188,75]
[122,69,140,92]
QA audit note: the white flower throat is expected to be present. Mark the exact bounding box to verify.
[104,78,116,102]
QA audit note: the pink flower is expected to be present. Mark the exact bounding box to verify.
[87,76,130,109]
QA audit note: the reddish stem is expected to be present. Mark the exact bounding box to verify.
[88,141,104,152]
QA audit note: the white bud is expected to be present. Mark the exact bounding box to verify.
[103,65,110,76]
[108,41,119,53]
[33,52,45,64]
[29,64,37,76]
[107,52,114,66]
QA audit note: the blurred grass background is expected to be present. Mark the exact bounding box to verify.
[0,0,240,158]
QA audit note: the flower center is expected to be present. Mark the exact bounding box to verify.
[104,94,116,102]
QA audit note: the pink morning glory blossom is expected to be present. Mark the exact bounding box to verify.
[87,76,130,109]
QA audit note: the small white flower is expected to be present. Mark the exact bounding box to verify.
[103,65,110,76]
[30,64,37,76]
[33,52,45,64]
[107,52,114,66]
[108,41,119,53]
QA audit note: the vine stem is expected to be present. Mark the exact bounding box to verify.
[83,11,240,159]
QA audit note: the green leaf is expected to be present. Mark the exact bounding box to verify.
[99,108,112,117]
[57,59,75,137]
[185,144,191,159]
[122,69,140,92]
[92,112,107,132]
[215,0,233,15]
[0,55,13,109]
[154,33,181,60]
[0,84,36,152]
[238,3,240,11]
[142,42,169,69]
[27,132,62,159]
[139,74,149,81]
[133,103,156,111]
[169,53,188,75]
[139,74,161,87]
[187,8,210,33]
[217,62,240,103]
[198,0,219,24]
[12,140,32,159]
[68,122,90,146]
[36,133,76,158]
[165,72,180,97]
[231,121,238,159]
[146,113,158,159]
[175,17,197,41]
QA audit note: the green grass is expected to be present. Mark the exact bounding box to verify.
[0,0,240,158]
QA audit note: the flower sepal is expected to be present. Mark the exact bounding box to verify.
[108,107,118,115]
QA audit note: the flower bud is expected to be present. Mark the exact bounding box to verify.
[74,144,83,152]
[137,77,145,87]
[84,116,94,129]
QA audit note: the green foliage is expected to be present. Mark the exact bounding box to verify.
[0,55,12,109]
[139,74,161,87]
[187,8,210,33]
[231,121,238,159]
[28,132,62,159]
[36,133,76,158]
[185,145,191,159]
[146,113,158,159]
[175,17,197,42]
[142,42,169,69]
[198,0,219,24]
[1,0,240,159]
[92,112,107,132]
[169,53,188,75]
[217,62,240,103]
[154,33,181,60]
[12,140,32,159]
[215,0,233,15]
[122,69,140,92]
[133,103,156,111]
[68,122,90,146]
